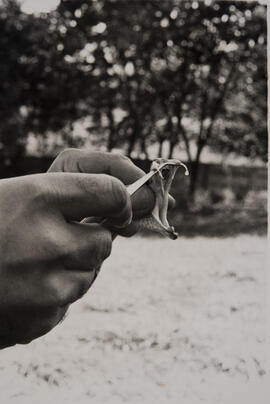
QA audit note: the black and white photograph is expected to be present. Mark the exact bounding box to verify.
[0,0,267,403]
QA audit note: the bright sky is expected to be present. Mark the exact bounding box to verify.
[20,0,60,14]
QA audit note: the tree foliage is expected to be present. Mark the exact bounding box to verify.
[0,0,267,192]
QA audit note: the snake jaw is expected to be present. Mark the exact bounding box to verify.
[82,158,188,240]
[145,158,189,240]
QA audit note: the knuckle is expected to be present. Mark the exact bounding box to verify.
[52,148,81,172]
[58,148,80,161]
[48,148,83,172]
[45,274,81,306]
[23,175,55,212]
[112,152,131,164]
[43,230,71,262]
[45,279,65,306]
[62,275,94,304]
[56,148,82,171]
[23,187,48,217]
[77,276,94,299]
[25,177,46,203]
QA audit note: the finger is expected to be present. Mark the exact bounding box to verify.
[38,172,132,226]
[63,222,112,270]
[44,268,99,307]
[48,149,145,183]
[48,149,155,217]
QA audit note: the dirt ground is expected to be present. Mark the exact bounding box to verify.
[0,235,267,404]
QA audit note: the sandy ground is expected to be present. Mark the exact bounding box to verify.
[0,235,267,404]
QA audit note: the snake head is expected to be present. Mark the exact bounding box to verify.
[138,159,189,240]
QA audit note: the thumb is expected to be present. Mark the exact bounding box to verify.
[35,172,133,227]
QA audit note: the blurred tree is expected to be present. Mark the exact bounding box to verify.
[0,0,267,197]
[0,0,99,158]
[97,0,267,195]
[173,1,268,196]
[0,0,32,162]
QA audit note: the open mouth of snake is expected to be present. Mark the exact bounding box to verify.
[148,158,189,240]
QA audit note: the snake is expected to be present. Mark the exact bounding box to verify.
[133,158,189,240]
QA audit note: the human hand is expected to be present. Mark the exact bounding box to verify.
[0,170,132,348]
[48,149,158,236]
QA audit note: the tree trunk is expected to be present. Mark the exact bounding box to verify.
[168,141,176,159]
[107,131,114,151]
[107,110,115,151]
[140,138,149,159]
[189,144,204,201]
[189,161,199,201]
[126,113,140,157]
[127,128,137,157]
[158,139,164,158]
